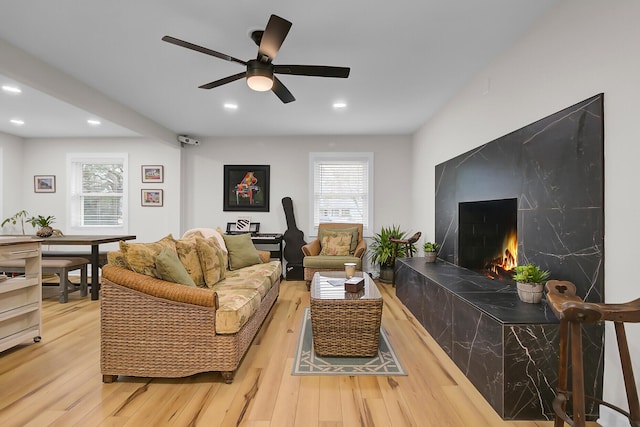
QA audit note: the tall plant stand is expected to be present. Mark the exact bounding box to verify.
[545,280,640,427]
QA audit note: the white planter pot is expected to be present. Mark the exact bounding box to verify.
[424,252,437,263]
[516,282,545,304]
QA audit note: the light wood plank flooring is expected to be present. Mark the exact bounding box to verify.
[0,279,597,426]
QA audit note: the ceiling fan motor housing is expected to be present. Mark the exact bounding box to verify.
[246,60,274,91]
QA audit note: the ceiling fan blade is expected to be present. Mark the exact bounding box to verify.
[271,76,295,103]
[199,72,246,89]
[274,65,350,78]
[162,35,246,66]
[257,15,292,62]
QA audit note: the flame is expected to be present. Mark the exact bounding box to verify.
[498,229,518,271]
[486,228,518,278]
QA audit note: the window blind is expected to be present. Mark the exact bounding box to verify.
[313,159,369,228]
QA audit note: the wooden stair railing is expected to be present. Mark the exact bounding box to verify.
[545,280,640,427]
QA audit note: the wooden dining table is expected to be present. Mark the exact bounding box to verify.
[38,235,136,300]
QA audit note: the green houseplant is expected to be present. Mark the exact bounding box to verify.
[423,241,439,263]
[27,215,56,238]
[369,225,414,283]
[512,263,550,304]
[1,210,31,235]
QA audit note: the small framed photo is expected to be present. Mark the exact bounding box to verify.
[34,175,56,193]
[141,189,163,207]
[142,165,164,183]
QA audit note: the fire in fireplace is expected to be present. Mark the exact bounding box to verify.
[458,198,517,280]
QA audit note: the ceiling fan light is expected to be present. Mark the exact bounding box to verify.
[247,75,273,92]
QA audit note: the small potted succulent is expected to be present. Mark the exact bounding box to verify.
[512,263,550,304]
[27,215,56,238]
[423,241,439,263]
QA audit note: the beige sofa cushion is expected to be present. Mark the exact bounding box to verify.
[212,275,271,299]
[214,288,262,334]
[226,261,282,287]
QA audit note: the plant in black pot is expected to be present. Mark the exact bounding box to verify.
[512,263,550,304]
[423,241,439,263]
[369,225,414,283]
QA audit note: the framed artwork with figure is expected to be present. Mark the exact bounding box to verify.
[223,165,270,212]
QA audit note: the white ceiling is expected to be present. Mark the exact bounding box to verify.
[0,0,559,141]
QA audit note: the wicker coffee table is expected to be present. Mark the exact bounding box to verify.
[310,271,383,357]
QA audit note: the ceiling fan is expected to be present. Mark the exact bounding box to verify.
[162,14,350,104]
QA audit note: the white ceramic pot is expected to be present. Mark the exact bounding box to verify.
[516,282,545,304]
[424,252,437,263]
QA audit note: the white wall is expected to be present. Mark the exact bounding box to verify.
[412,1,640,425]
[14,137,182,250]
[0,132,25,227]
[182,134,413,270]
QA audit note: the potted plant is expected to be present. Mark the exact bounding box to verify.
[512,263,550,304]
[368,225,413,283]
[423,241,439,263]
[1,210,31,235]
[27,215,56,238]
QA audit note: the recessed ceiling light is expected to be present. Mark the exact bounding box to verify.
[10,119,24,126]
[224,103,238,110]
[332,101,347,109]
[2,85,22,94]
[87,119,101,126]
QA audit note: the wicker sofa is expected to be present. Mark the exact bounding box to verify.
[100,232,281,384]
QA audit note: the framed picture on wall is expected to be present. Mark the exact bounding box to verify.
[223,165,270,212]
[34,175,56,193]
[141,165,164,183]
[141,189,163,207]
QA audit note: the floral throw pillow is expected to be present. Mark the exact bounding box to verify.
[119,234,176,279]
[319,230,352,256]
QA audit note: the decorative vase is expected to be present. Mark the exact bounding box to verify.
[425,252,437,263]
[36,226,53,238]
[516,282,545,304]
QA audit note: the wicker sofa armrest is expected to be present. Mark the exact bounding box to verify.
[101,264,216,307]
[353,239,367,259]
[301,239,321,256]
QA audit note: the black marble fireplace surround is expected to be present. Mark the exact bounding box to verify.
[396,94,604,420]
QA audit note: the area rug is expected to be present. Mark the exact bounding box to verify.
[292,308,406,376]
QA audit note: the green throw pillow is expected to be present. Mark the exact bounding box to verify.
[156,246,196,287]
[221,233,262,270]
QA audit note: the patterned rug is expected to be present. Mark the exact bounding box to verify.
[292,308,406,376]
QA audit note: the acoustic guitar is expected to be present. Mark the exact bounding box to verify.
[281,197,306,267]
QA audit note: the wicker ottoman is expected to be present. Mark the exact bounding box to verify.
[309,271,383,357]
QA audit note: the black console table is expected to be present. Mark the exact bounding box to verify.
[395,257,602,421]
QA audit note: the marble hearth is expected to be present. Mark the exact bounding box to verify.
[396,259,601,420]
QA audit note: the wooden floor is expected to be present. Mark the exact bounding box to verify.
[0,279,597,426]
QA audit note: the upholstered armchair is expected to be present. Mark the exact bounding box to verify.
[301,223,366,284]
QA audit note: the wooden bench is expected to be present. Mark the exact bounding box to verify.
[0,257,89,303]
[41,251,109,267]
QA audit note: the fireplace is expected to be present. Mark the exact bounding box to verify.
[416,93,604,420]
[458,198,517,280]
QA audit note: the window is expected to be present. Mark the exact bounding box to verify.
[309,152,373,237]
[67,154,128,233]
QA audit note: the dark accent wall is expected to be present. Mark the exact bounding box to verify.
[397,94,606,419]
[435,94,604,304]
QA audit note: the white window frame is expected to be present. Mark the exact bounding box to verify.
[66,153,129,234]
[308,152,374,238]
